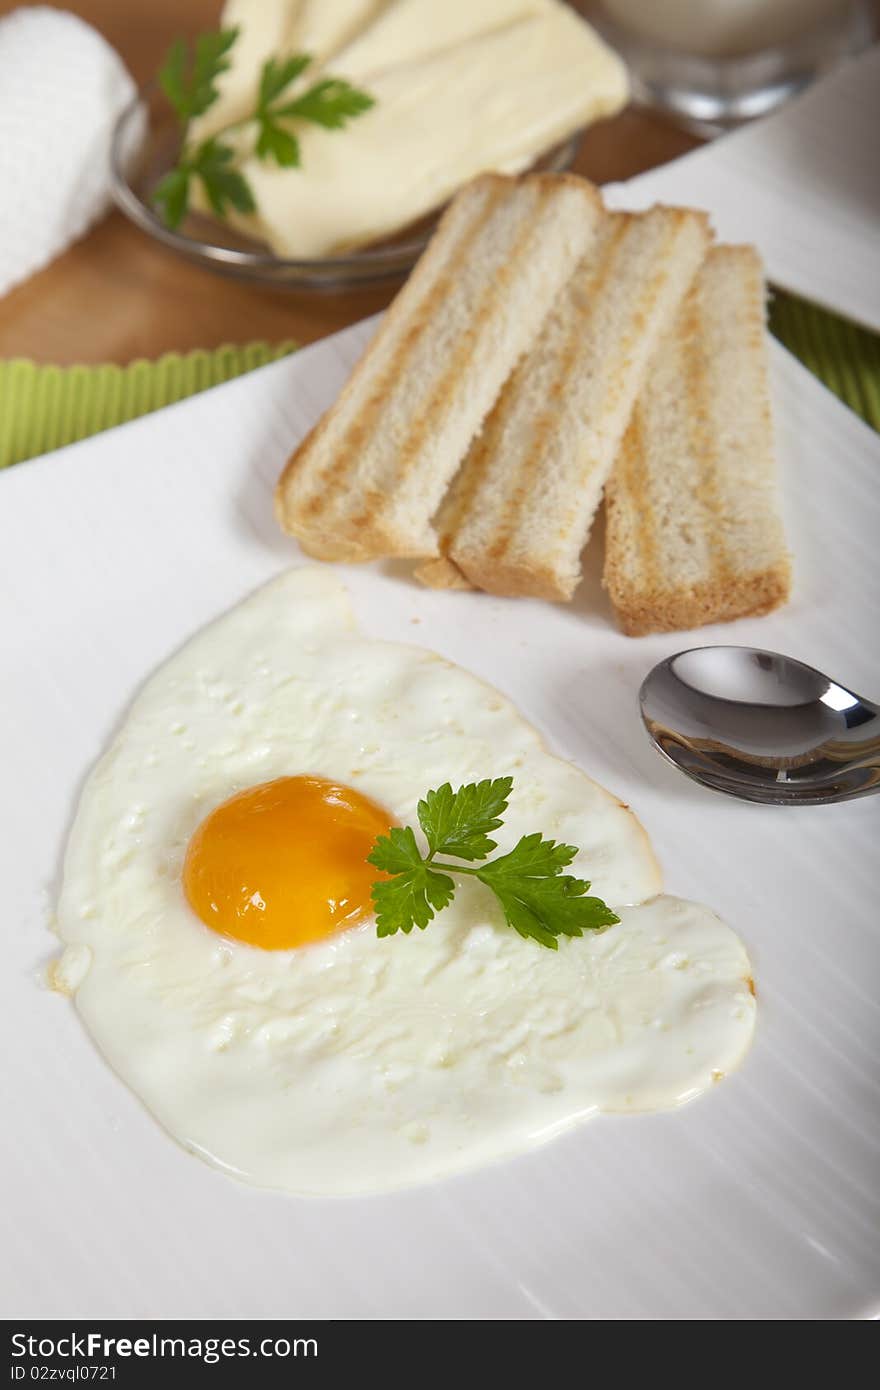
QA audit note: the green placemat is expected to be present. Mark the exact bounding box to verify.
[769,294,880,429]
[0,340,297,470]
[0,295,877,472]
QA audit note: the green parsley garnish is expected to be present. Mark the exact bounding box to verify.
[152,27,374,230]
[367,778,620,951]
[158,29,239,125]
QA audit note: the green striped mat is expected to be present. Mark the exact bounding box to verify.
[0,295,877,472]
[769,294,880,427]
[0,341,297,470]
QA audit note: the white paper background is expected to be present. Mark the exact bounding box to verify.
[1,321,879,1319]
[605,45,880,331]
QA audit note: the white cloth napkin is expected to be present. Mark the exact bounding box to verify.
[604,44,880,333]
[0,6,135,298]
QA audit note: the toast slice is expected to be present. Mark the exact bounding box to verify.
[274,172,603,562]
[603,245,791,635]
[424,205,711,600]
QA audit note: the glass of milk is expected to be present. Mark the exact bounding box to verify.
[589,0,874,130]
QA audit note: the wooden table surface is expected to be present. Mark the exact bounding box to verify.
[0,0,703,365]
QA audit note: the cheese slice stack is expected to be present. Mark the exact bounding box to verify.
[190,0,628,258]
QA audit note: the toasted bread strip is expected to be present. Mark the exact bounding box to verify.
[426,206,710,600]
[603,245,790,635]
[275,172,602,562]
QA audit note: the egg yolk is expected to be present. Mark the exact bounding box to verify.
[182,775,394,950]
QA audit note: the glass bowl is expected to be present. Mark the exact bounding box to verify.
[109,83,583,292]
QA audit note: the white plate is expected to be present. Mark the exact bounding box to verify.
[2,319,879,1320]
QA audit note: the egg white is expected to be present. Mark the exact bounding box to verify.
[55,568,754,1195]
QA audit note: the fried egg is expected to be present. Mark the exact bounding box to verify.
[54,568,755,1195]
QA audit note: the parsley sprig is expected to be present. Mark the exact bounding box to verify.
[368,778,620,950]
[152,27,374,230]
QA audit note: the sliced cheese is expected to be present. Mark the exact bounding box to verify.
[330,0,550,79]
[224,7,628,257]
[191,0,392,143]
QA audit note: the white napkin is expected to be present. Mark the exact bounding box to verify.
[604,45,880,333]
[0,6,135,298]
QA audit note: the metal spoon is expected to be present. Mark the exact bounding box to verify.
[639,646,880,805]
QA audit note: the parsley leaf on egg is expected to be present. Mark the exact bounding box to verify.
[417,776,512,861]
[476,834,620,950]
[368,780,620,949]
[368,827,455,937]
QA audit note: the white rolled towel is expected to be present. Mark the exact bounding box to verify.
[0,6,136,297]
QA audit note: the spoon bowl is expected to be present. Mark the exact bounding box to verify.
[639,646,880,805]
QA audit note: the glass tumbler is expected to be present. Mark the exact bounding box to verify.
[588,0,875,131]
